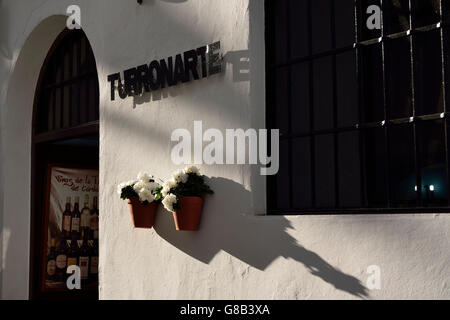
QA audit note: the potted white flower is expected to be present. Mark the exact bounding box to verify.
[161,166,213,231]
[118,172,162,229]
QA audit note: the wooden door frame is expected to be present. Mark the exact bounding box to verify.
[29,27,99,300]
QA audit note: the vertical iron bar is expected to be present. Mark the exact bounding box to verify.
[286,0,294,209]
[438,0,450,205]
[356,0,367,207]
[60,46,64,129]
[265,0,277,211]
[308,0,316,207]
[331,0,340,208]
[380,0,392,207]
[69,36,73,127]
[408,0,422,206]
[78,35,82,126]
[84,39,89,123]
[51,88,56,131]
[51,59,56,131]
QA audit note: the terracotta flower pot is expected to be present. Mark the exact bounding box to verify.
[127,197,158,229]
[172,196,204,231]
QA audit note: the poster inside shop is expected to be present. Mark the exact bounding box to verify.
[44,165,99,290]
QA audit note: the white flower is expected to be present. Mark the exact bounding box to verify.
[179,173,188,183]
[162,193,178,212]
[173,169,188,183]
[163,178,177,191]
[140,190,155,203]
[117,183,125,195]
[148,182,159,190]
[117,180,136,195]
[137,172,152,182]
[162,177,179,197]
[128,173,161,203]
[184,165,200,175]
[133,180,147,193]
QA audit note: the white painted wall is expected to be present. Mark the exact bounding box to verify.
[1,0,450,300]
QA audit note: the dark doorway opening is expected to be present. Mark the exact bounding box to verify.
[30,28,99,300]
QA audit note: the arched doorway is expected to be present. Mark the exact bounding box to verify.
[30,28,99,300]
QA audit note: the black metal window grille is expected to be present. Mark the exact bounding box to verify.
[266,0,450,214]
[35,29,99,135]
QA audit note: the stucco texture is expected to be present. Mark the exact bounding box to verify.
[1,0,450,300]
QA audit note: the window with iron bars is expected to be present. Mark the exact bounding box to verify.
[266,0,450,214]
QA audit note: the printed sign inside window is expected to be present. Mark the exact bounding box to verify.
[43,166,99,291]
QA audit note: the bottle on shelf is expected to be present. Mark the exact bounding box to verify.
[71,196,81,239]
[46,238,57,282]
[55,238,68,285]
[80,194,91,236]
[89,238,98,284]
[62,197,72,239]
[66,234,79,281]
[79,230,90,285]
[90,196,99,240]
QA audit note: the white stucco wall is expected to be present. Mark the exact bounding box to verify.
[1,0,450,300]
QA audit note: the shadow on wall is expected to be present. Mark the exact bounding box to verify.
[132,71,226,108]
[101,0,368,298]
[154,177,368,299]
[110,0,369,298]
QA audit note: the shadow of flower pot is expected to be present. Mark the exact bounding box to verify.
[127,197,158,229]
[172,196,204,231]
[154,177,369,298]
